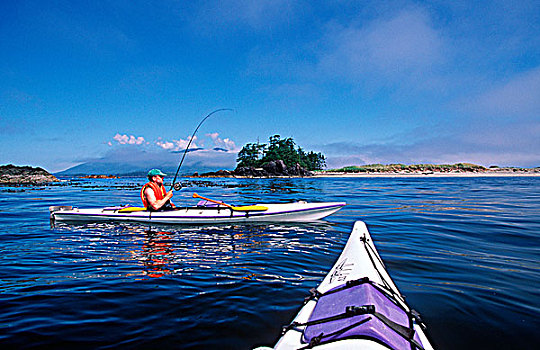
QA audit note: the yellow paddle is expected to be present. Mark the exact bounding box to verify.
[193,193,268,212]
[118,206,147,212]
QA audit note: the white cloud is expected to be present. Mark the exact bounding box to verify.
[189,0,298,34]
[109,132,239,155]
[155,140,175,150]
[317,8,445,84]
[206,132,238,151]
[320,121,540,168]
[465,66,540,118]
[364,10,443,71]
[220,138,237,151]
[206,132,220,140]
[156,136,199,151]
[112,133,146,145]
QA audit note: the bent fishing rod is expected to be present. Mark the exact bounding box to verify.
[170,108,234,191]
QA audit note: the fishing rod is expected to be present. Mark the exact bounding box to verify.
[170,108,234,191]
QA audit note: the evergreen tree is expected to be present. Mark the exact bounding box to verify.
[236,142,265,168]
[236,135,326,170]
[306,151,326,170]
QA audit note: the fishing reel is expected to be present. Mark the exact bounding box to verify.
[173,182,183,191]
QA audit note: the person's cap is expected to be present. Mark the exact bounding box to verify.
[148,169,167,177]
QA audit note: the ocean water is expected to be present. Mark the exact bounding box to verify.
[0,176,538,349]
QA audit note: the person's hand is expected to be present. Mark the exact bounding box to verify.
[165,190,174,200]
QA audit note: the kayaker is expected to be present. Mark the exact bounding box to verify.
[141,169,174,211]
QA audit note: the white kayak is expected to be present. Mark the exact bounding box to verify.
[258,221,434,350]
[49,201,345,225]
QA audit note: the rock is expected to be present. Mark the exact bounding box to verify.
[0,164,59,184]
[291,163,311,176]
[214,169,233,177]
[196,169,234,177]
[262,160,287,176]
[195,160,312,178]
[231,166,268,177]
[79,175,119,179]
[234,161,311,177]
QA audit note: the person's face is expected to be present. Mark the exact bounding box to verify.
[153,175,164,185]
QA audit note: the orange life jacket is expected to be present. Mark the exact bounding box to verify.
[141,182,167,208]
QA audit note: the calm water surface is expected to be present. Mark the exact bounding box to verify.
[0,176,538,349]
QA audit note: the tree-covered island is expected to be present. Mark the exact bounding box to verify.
[196,135,325,177]
[234,135,325,177]
[237,135,325,170]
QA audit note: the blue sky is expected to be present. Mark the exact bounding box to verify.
[1,0,539,172]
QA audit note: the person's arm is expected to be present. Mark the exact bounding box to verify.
[144,187,173,210]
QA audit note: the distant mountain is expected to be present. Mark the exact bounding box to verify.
[56,146,238,176]
[58,162,145,176]
[57,160,226,176]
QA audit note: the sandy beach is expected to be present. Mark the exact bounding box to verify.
[195,170,540,179]
[313,170,540,178]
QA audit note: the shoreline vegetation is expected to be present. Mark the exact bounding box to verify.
[194,163,540,178]
[314,164,540,177]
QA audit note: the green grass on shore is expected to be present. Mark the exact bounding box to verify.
[324,163,487,173]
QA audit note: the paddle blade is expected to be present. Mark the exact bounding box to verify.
[118,207,147,212]
[231,205,268,212]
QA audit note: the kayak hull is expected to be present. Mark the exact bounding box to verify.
[50,201,345,225]
[265,221,434,350]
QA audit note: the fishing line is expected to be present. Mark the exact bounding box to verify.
[170,108,234,191]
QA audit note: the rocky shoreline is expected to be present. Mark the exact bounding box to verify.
[0,164,59,185]
[192,163,540,178]
[79,175,120,179]
[193,160,312,178]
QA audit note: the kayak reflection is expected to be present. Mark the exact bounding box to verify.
[51,221,337,281]
[140,230,175,278]
[129,222,336,280]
